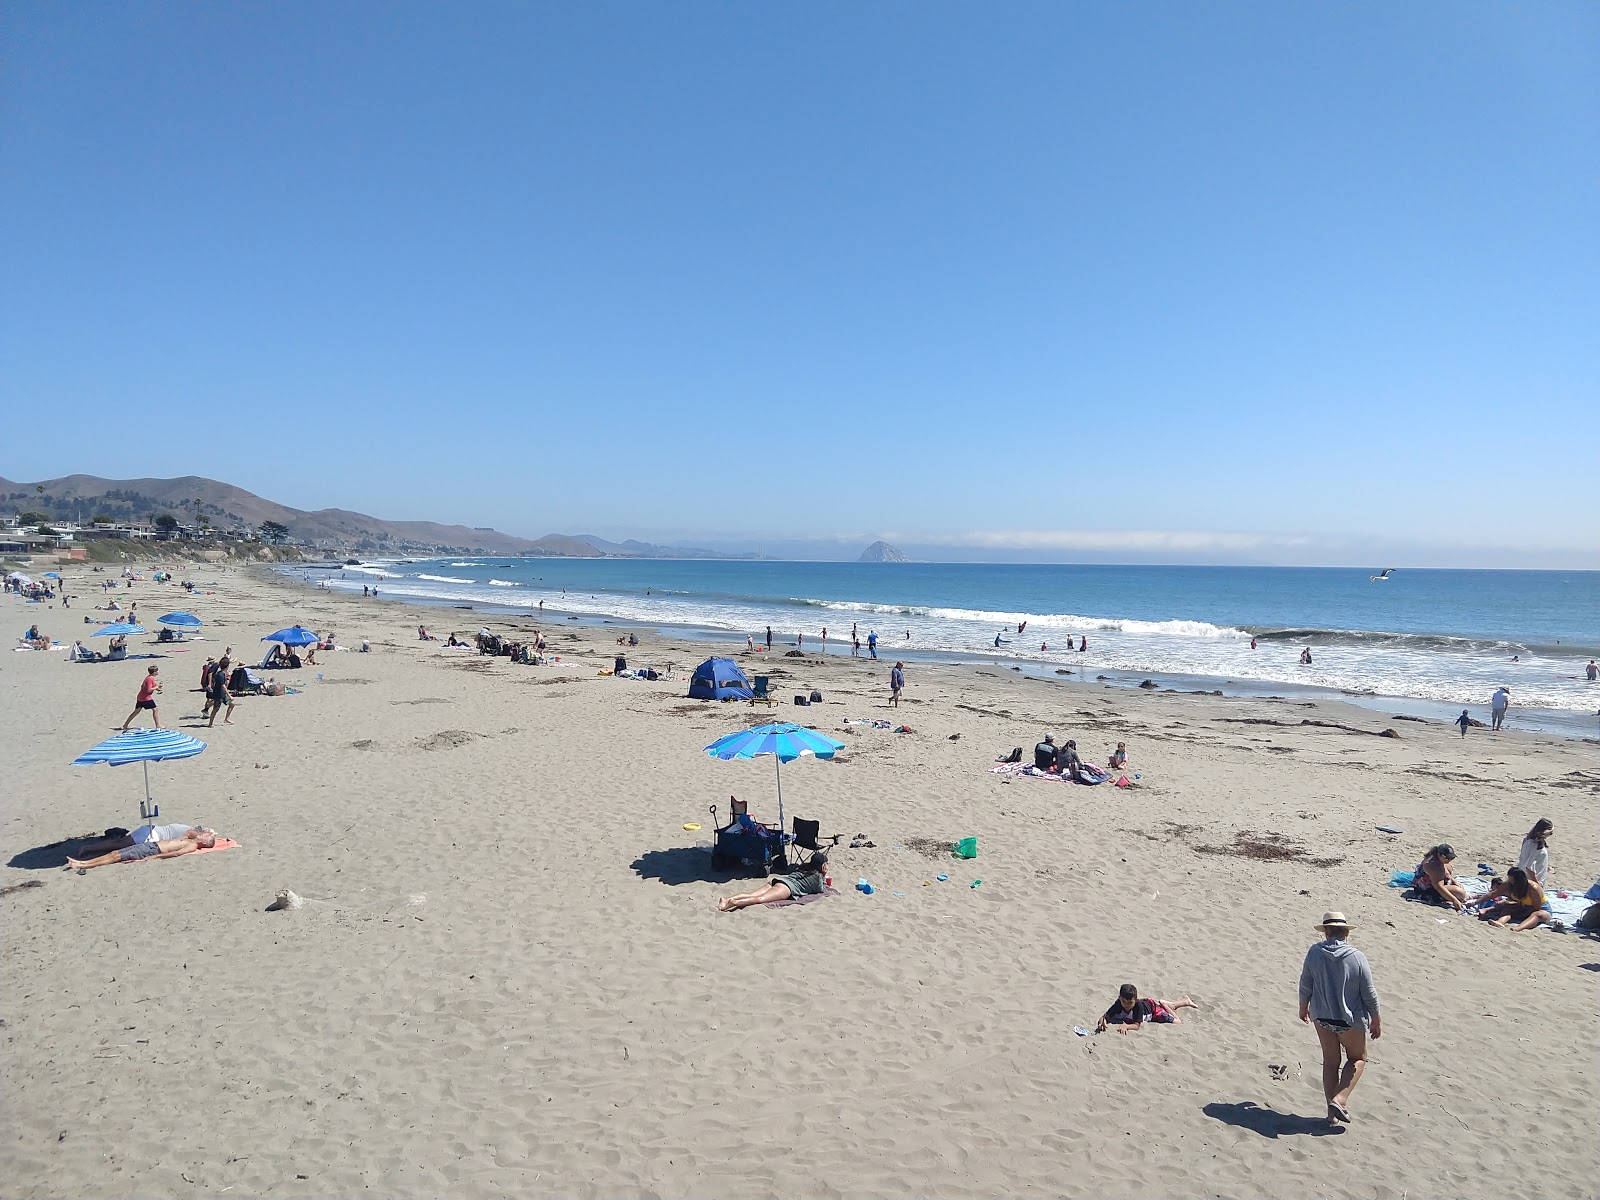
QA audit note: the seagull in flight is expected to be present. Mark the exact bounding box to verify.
[1369,568,1395,582]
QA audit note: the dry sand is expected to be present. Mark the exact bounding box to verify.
[3,566,1597,1199]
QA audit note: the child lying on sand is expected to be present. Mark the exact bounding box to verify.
[1095,984,1198,1033]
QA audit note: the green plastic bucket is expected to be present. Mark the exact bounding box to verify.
[953,837,978,859]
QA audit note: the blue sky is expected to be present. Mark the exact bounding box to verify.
[2,2,1596,566]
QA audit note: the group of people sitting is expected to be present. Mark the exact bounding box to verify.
[1031,734,1122,783]
[474,628,546,664]
[1411,819,1556,930]
[67,637,125,662]
[19,623,51,650]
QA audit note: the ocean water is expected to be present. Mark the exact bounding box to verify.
[288,560,1600,736]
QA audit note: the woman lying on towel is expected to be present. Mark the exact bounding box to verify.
[716,853,828,911]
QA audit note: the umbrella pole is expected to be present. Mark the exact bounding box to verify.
[774,755,784,836]
[141,760,155,822]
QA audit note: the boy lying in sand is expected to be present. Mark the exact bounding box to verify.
[1095,984,1199,1033]
[67,827,217,870]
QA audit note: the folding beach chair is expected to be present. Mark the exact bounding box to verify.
[749,676,778,707]
[786,817,842,867]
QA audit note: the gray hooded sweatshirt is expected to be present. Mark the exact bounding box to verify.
[1298,938,1380,1026]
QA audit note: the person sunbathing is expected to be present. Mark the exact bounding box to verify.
[66,827,217,870]
[1095,984,1199,1033]
[1468,866,1551,931]
[1413,844,1469,910]
[24,625,51,650]
[716,853,828,911]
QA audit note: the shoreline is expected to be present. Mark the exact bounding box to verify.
[272,565,1600,740]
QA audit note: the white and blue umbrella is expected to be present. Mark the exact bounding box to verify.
[43,571,62,580]
[262,625,320,647]
[157,611,203,630]
[91,622,146,637]
[72,729,207,823]
[704,722,845,832]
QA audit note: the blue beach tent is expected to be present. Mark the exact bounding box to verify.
[687,657,753,701]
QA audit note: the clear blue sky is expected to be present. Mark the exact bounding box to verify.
[3,2,1596,566]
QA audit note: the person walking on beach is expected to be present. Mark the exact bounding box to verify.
[1298,911,1381,1126]
[1491,686,1511,731]
[890,661,905,707]
[765,626,772,651]
[851,631,860,657]
[821,628,827,655]
[867,631,878,658]
[1455,709,1471,738]
[120,666,162,730]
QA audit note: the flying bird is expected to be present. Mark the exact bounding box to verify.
[1369,568,1395,582]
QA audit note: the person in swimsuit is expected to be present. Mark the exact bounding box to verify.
[1413,844,1469,910]
[716,854,828,911]
[1095,983,1198,1032]
[1298,911,1381,1125]
[1108,741,1128,769]
[1468,866,1552,931]
[66,827,217,870]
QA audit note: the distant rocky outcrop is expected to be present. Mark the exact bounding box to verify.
[859,540,907,563]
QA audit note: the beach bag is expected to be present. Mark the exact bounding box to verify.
[810,689,823,703]
[794,695,809,706]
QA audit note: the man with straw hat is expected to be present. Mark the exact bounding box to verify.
[1298,911,1382,1125]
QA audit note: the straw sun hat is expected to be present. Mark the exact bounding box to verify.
[1315,911,1354,932]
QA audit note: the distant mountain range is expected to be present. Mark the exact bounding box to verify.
[0,474,743,559]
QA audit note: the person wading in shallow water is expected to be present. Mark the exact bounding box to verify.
[1298,911,1381,1126]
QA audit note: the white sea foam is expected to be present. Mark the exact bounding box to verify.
[449,562,484,567]
[488,579,518,586]
[416,574,476,584]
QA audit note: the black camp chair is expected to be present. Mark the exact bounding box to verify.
[787,817,834,867]
[708,797,785,875]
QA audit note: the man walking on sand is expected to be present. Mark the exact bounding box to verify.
[890,661,905,707]
[1298,911,1381,1125]
[120,666,162,730]
[1491,686,1511,731]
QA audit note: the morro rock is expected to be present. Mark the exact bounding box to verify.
[858,540,907,563]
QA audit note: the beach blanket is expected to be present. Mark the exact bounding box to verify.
[1393,870,1588,931]
[846,719,893,729]
[764,884,840,909]
[989,762,1113,785]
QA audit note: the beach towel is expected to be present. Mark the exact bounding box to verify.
[1395,871,1587,931]
[764,884,840,909]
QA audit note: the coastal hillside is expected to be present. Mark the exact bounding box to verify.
[0,474,599,557]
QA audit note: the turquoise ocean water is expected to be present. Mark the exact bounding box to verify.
[287,560,1600,737]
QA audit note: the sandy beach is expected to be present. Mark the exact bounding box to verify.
[3,565,1597,1199]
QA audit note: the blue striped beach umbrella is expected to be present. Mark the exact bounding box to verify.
[705,722,845,832]
[262,625,320,647]
[73,729,207,823]
[156,611,203,630]
[90,622,147,637]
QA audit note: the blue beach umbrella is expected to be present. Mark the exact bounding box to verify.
[43,571,62,579]
[157,611,203,630]
[72,729,207,823]
[262,625,320,647]
[704,722,845,832]
[91,622,147,637]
